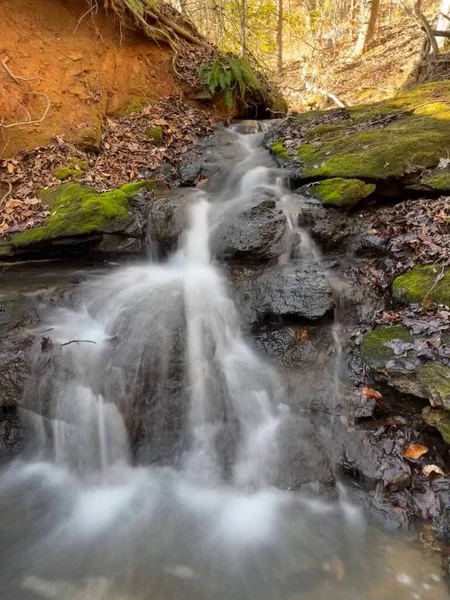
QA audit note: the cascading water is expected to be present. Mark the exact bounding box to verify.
[0,124,447,600]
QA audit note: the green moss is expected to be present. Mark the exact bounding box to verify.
[392,265,450,307]
[75,124,102,152]
[311,178,376,209]
[120,180,159,197]
[421,168,450,190]
[418,363,450,410]
[361,325,413,364]
[144,126,163,145]
[296,116,450,179]
[122,97,148,115]
[11,183,131,247]
[53,158,89,181]
[271,141,289,159]
[308,124,345,136]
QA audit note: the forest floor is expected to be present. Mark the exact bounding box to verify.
[281,0,443,110]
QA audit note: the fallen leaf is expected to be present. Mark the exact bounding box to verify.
[361,387,382,400]
[422,464,445,477]
[366,229,378,235]
[300,328,309,341]
[7,163,15,174]
[423,298,431,309]
[24,198,41,206]
[404,444,428,459]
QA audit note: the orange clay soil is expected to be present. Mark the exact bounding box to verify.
[0,0,182,157]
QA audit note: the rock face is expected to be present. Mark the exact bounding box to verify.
[211,194,288,261]
[234,262,334,326]
[148,191,188,254]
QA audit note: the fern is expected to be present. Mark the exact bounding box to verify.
[198,54,266,110]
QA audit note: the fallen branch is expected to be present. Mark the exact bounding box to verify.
[0,180,12,207]
[1,58,39,84]
[0,92,51,129]
[282,83,347,108]
[61,339,97,347]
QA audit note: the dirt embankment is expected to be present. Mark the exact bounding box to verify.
[0,0,181,157]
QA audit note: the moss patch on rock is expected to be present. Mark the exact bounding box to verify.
[421,168,450,191]
[392,265,450,307]
[272,82,450,183]
[418,363,450,410]
[271,140,289,159]
[11,183,132,247]
[145,126,163,145]
[53,157,89,181]
[120,180,161,198]
[422,407,450,444]
[361,325,413,365]
[311,178,376,209]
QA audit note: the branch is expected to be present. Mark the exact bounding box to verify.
[0,180,12,207]
[0,92,51,129]
[61,339,97,347]
[304,82,347,107]
[402,2,438,57]
[431,29,450,38]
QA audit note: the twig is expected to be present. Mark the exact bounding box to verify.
[61,339,97,347]
[0,180,12,207]
[1,92,51,129]
[1,58,39,84]
[422,264,445,303]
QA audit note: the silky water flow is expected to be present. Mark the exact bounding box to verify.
[0,123,447,600]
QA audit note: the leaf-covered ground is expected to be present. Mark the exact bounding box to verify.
[0,98,216,237]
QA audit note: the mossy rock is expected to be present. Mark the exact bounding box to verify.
[53,157,89,181]
[422,406,450,444]
[271,140,289,159]
[0,241,14,258]
[74,123,103,152]
[311,178,376,209]
[361,325,413,366]
[273,82,450,182]
[421,168,450,191]
[417,363,450,410]
[392,265,450,307]
[120,180,163,198]
[145,126,164,145]
[11,183,132,247]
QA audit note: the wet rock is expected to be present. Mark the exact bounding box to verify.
[211,194,288,262]
[148,191,188,253]
[274,415,335,493]
[0,408,23,460]
[0,332,35,408]
[235,262,334,326]
[0,294,39,337]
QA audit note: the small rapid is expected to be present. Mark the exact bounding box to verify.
[0,124,447,600]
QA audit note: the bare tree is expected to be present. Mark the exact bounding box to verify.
[353,0,380,57]
[276,0,283,74]
[436,0,450,49]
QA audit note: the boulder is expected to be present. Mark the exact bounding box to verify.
[309,178,375,209]
[148,191,188,253]
[211,194,288,262]
[392,265,450,307]
[234,262,334,326]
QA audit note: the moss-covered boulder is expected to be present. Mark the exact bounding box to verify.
[420,168,450,191]
[392,265,450,307]
[361,325,450,407]
[268,82,450,188]
[11,183,132,247]
[311,178,376,209]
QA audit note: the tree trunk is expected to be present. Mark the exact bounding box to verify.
[276,0,283,74]
[353,0,380,57]
[436,0,450,49]
[240,0,247,56]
